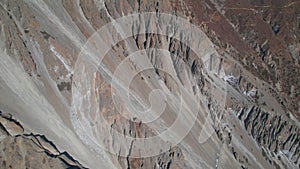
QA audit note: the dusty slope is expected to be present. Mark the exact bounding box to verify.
[0,0,299,169]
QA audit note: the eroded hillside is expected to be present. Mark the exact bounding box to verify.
[0,0,299,169]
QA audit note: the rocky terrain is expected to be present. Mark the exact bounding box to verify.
[0,0,299,169]
[0,111,85,169]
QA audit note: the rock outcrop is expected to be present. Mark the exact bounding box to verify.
[0,111,85,169]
